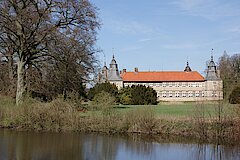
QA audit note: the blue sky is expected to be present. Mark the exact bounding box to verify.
[93,0,240,75]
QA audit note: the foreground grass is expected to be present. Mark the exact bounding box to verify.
[0,96,239,145]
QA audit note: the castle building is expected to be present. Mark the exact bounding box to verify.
[98,55,223,101]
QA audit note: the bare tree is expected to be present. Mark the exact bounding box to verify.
[0,0,100,105]
[218,51,240,99]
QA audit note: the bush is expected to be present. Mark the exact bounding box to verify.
[229,87,240,104]
[119,85,157,105]
[88,82,118,100]
[92,91,116,106]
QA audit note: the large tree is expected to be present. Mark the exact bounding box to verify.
[0,0,100,105]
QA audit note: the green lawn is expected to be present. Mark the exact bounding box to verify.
[114,102,235,118]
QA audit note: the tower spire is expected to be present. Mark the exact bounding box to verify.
[211,48,214,61]
[112,48,115,59]
[103,52,106,66]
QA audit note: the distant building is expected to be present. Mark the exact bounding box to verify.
[98,55,223,101]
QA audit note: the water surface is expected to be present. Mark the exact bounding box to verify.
[0,129,239,160]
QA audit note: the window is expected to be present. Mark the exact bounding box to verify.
[182,92,186,97]
[163,83,166,87]
[163,91,166,97]
[175,82,179,87]
[189,91,193,97]
[212,91,217,97]
[175,92,179,97]
[169,91,173,97]
[196,83,199,87]
[196,92,199,97]
[188,83,192,87]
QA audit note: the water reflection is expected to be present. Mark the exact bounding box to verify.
[0,129,239,160]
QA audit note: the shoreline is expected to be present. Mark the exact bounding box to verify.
[0,98,240,145]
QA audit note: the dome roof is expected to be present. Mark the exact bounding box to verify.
[184,61,192,72]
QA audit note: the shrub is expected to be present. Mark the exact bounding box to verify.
[119,85,157,105]
[92,91,116,106]
[88,82,118,100]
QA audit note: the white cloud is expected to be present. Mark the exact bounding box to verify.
[172,0,240,19]
[137,38,152,43]
[107,20,154,35]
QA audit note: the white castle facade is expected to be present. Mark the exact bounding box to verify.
[98,55,223,101]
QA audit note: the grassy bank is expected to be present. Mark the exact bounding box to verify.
[0,96,240,144]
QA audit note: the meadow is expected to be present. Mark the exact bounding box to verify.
[0,96,239,145]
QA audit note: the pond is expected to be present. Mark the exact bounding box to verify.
[0,129,239,160]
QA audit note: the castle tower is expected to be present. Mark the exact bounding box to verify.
[100,62,108,83]
[108,55,122,81]
[108,55,123,89]
[205,55,223,100]
[206,55,220,80]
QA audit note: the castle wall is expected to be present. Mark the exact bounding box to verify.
[123,81,223,101]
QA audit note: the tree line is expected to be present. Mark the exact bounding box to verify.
[218,51,240,103]
[0,0,100,105]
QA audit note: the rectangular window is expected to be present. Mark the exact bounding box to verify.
[196,83,199,87]
[163,91,166,97]
[169,91,173,97]
[188,83,192,87]
[175,92,179,97]
[212,91,217,97]
[189,91,193,97]
[182,92,186,97]
[163,83,166,87]
[175,82,179,87]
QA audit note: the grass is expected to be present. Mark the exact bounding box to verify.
[0,96,240,145]
[110,102,235,119]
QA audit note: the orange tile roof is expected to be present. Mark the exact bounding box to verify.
[121,71,205,82]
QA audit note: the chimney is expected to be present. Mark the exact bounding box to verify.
[134,67,138,72]
[123,69,126,73]
[120,70,122,74]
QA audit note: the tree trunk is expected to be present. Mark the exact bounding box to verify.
[16,60,26,106]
